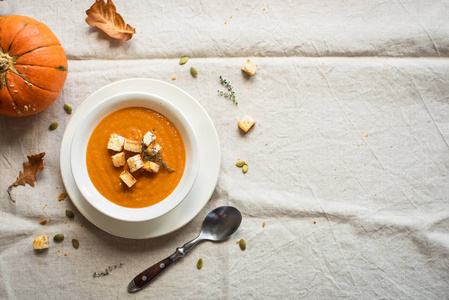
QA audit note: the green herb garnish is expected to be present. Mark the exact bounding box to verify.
[140,139,175,172]
[93,263,124,277]
[218,75,237,104]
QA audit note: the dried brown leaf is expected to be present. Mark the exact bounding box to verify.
[8,153,45,203]
[85,0,136,42]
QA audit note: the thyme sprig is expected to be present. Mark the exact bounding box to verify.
[93,263,124,277]
[218,75,238,104]
[151,151,175,172]
[140,138,149,160]
[140,137,174,172]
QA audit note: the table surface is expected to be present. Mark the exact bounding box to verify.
[1,1,448,299]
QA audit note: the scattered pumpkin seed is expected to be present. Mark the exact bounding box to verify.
[242,164,248,174]
[53,234,64,242]
[190,67,198,77]
[236,160,246,167]
[65,209,74,218]
[49,122,59,130]
[72,238,79,249]
[179,56,189,65]
[64,103,72,114]
[239,238,246,251]
[197,258,203,269]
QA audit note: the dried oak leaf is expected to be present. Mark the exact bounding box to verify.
[85,0,136,42]
[8,153,45,203]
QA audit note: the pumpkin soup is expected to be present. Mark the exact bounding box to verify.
[86,107,186,208]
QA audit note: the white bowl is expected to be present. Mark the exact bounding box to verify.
[70,92,200,222]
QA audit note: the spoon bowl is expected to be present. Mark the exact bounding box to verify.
[199,206,242,241]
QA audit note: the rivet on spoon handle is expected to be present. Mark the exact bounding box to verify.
[128,256,173,292]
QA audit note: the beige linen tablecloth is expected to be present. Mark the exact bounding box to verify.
[1,1,448,299]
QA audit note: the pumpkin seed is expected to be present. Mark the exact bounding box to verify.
[72,238,79,249]
[53,234,64,242]
[64,103,72,114]
[65,209,74,218]
[179,56,189,65]
[239,238,246,251]
[197,258,203,269]
[242,164,248,174]
[236,160,246,167]
[190,67,198,77]
[49,122,59,130]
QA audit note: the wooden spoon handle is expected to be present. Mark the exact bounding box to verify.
[128,256,173,293]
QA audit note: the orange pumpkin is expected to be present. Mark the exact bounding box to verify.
[0,15,68,117]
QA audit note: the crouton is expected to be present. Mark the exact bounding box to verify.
[120,170,137,188]
[127,154,144,172]
[241,59,258,75]
[147,143,162,156]
[124,139,141,153]
[33,235,49,250]
[143,161,160,173]
[143,131,156,146]
[111,152,126,167]
[107,133,125,151]
[238,115,256,133]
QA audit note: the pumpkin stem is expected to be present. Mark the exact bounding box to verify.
[0,53,13,74]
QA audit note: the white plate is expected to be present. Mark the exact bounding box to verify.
[60,78,220,239]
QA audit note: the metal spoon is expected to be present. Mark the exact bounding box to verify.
[128,206,242,293]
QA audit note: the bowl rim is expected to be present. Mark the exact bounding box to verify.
[70,91,200,222]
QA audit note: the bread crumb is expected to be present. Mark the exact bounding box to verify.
[58,192,67,201]
[262,222,265,228]
[39,219,47,225]
[143,131,156,146]
[33,235,49,250]
[143,161,160,173]
[238,115,256,133]
[111,152,126,167]
[127,155,144,173]
[120,170,137,188]
[107,133,125,152]
[124,139,141,153]
[241,59,258,75]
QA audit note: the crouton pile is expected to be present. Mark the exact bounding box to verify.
[107,131,162,188]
